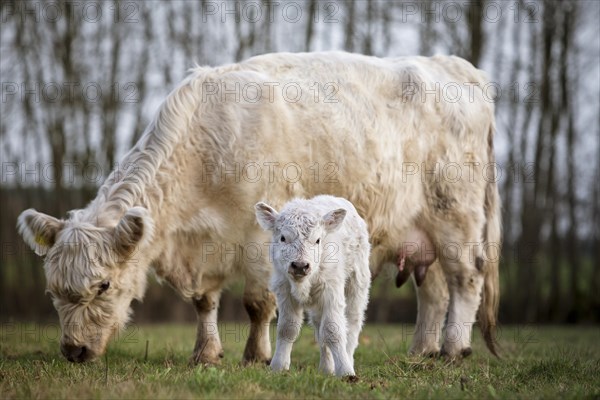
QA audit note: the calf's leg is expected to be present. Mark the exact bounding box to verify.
[343,271,370,369]
[310,312,335,374]
[320,297,354,376]
[271,293,303,372]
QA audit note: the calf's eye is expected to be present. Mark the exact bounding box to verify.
[280,235,286,242]
[316,238,320,244]
[98,281,110,294]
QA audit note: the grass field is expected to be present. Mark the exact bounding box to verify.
[1,323,599,399]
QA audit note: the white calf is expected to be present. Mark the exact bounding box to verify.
[255,195,371,377]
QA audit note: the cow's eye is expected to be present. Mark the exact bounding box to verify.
[98,281,110,294]
[280,235,286,242]
[316,238,320,244]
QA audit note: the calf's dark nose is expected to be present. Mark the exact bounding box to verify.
[290,262,310,274]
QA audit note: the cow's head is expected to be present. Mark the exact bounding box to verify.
[255,201,346,283]
[17,207,153,362]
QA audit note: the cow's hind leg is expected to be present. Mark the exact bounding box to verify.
[242,264,277,364]
[409,260,448,356]
[191,290,223,365]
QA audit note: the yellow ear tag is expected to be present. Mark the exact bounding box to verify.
[35,235,47,246]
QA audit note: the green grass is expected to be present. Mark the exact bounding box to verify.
[1,323,599,399]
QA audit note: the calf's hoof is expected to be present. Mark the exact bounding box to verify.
[270,361,290,372]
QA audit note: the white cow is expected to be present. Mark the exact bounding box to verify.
[17,51,500,363]
[255,195,371,377]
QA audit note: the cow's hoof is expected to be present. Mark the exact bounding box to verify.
[241,355,271,366]
[190,351,223,367]
[190,358,221,367]
[242,349,272,366]
[461,347,472,358]
[408,347,440,358]
[343,375,359,383]
[440,347,455,358]
[440,347,472,360]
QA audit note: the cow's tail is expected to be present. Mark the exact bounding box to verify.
[478,122,501,357]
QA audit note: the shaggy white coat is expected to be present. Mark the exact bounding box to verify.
[256,195,371,376]
[17,51,500,362]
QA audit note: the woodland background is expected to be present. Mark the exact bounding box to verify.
[1,0,598,324]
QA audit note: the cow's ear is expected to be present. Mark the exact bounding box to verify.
[322,208,346,233]
[255,202,278,231]
[114,207,154,258]
[17,209,64,256]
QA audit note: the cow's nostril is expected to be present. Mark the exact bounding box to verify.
[61,343,87,362]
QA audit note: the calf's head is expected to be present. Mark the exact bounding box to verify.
[255,202,346,282]
[17,207,153,362]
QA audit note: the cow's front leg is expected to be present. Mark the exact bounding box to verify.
[271,293,302,372]
[242,269,277,364]
[440,244,484,358]
[409,260,448,356]
[190,290,223,365]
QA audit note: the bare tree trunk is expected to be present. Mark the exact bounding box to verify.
[518,0,557,321]
[544,0,577,319]
[263,0,274,53]
[544,106,561,320]
[102,22,121,171]
[466,0,485,66]
[130,8,153,147]
[548,197,561,321]
[305,0,317,51]
[362,0,375,55]
[343,0,356,52]
[560,2,581,322]
[381,1,392,52]
[502,5,520,255]
[235,3,256,62]
[593,150,600,318]
[47,3,81,215]
[419,0,435,55]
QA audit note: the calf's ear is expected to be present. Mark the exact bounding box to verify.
[17,209,64,256]
[114,207,154,258]
[322,208,346,233]
[255,202,278,231]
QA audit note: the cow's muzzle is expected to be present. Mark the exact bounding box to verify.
[61,343,91,363]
